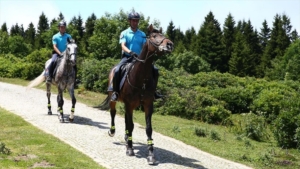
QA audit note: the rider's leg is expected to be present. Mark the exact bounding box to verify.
[46,54,58,83]
[153,65,163,99]
[111,56,131,102]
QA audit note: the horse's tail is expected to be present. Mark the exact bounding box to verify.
[27,70,46,89]
[94,95,110,110]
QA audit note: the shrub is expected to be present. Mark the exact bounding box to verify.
[81,58,117,93]
[273,108,300,148]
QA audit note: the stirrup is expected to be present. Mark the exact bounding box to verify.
[111,92,119,102]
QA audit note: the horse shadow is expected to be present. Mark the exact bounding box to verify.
[46,113,109,129]
[113,142,207,169]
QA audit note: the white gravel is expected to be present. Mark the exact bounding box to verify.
[0,82,253,169]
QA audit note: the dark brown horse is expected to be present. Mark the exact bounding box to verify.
[98,24,173,164]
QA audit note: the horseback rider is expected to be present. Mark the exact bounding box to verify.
[46,20,77,83]
[111,11,163,102]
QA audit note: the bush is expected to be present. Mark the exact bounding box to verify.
[273,107,300,148]
[244,113,269,142]
[81,58,117,93]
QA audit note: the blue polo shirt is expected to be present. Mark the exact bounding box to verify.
[52,32,72,53]
[119,27,146,56]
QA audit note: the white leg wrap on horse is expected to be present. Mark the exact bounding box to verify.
[70,112,74,119]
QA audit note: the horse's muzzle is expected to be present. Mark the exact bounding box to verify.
[161,42,174,53]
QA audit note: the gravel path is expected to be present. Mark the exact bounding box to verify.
[0,82,252,169]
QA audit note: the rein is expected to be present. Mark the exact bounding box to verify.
[126,34,168,92]
[132,34,168,63]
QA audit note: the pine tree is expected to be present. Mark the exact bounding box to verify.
[1,23,8,33]
[24,22,36,49]
[58,12,65,21]
[197,11,225,72]
[37,12,49,34]
[259,20,271,51]
[183,27,196,50]
[166,21,175,42]
[242,20,262,76]
[85,13,97,39]
[261,14,292,78]
[36,12,49,49]
[290,29,299,42]
[222,13,236,72]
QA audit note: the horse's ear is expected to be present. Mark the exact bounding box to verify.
[148,24,153,33]
[159,27,162,33]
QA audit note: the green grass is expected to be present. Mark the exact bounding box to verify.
[0,107,105,169]
[1,77,300,169]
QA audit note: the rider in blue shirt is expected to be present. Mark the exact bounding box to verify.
[46,20,75,83]
[111,12,163,101]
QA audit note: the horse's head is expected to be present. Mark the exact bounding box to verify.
[65,38,77,65]
[147,24,174,55]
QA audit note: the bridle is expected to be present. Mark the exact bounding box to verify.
[133,32,169,63]
[127,32,169,92]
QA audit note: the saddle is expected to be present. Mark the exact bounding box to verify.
[108,62,135,91]
[52,57,62,78]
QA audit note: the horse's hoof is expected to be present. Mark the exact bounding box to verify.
[126,148,135,156]
[124,135,128,142]
[69,118,74,123]
[58,115,64,123]
[108,130,115,137]
[147,155,156,165]
[48,111,52,115]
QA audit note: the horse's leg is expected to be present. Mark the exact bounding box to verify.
[144,102,156,164]
[125,104,135,156]
[108,92,116,137]
[57,87,64,122]
[68,85,76,122]
[46,83,52,115]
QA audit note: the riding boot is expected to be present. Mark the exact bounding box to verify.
[153,66,163,99]
[111,68,120,102]
[46,61,54,83]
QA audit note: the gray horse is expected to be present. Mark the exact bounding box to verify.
[28,38,77,123]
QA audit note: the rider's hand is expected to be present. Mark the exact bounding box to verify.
[129,51,138,58]
[59,53,64,57]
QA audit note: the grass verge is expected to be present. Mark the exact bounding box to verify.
[1,77,300,169]
[0,107,105,169]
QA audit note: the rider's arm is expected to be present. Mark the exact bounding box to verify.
[53,44,62,55]
[121,42,131,54]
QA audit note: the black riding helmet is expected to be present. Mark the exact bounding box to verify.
[58,20,66,27]
[128,12,140,20]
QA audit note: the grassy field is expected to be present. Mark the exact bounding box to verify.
[1,77,300,169]
[0,107,105,169]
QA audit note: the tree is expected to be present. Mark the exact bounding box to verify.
[262,14,292,78]
[259,20,271,51]
[166,21,175,42]
[24,22,36,50]
[196,11,225,72]
[222,13,236,72]
[183,27,196,50]
[290,29,299,42]
[229,31,251,77]
[85,13,97,39]
[0,30,9,54]
[1,23,8,33]
[242,20,262,76]
[36,12,49,49]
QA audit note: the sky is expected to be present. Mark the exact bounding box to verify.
[0,0,300,34]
